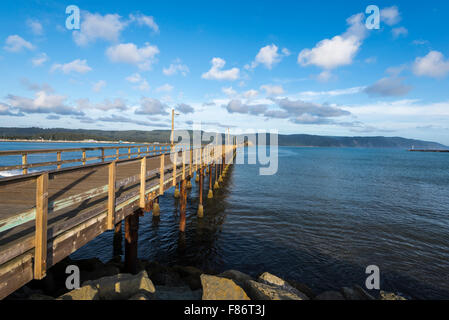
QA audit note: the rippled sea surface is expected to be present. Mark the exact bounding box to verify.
[2,143,449,299]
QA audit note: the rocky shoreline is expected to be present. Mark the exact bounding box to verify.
[7,257,406,300]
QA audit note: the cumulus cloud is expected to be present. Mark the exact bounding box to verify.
[176,103,194,114]
[106,42,159,70]
[222,87,237,96]
[73,12,126,46]
[380,6,401,26]
[260,84,284,96]
[4,35,34,52]
[155,84,174,92]
[125,73,150,91]
[77,97,128,111]
[0,102,24,116]
[243,89,258,98]
[364,77,411,97]
[297,13,366,70]
[135,97,169,115]
[392,27,408,39]
[224,100,268,115]
[27,19,43,35]
[20,79,54,93]
[246,44,289,70]
[163,59,189,76]
[6,91,83,115]
[412,51,449,78]
[202,57,240,81]
[31,53,48,66]
[272,98,350,119]
[129,13,159,33]
[92,80,107,93]
[51,59,92,74]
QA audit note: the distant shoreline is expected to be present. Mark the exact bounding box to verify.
[0,138,142,144]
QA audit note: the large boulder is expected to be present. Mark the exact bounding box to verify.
[57,285,99,300]
[315,291,345,300]
[286,279,316,299]
[245,280,308,300]
[219,270,252,286]
[341,285,375,300]
[154,286,202,300]
[201,274,250,300]
[172,265,204,290]
[83,270,155,300]
[380,291,406,300]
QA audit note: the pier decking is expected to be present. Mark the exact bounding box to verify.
[0,140,238,299]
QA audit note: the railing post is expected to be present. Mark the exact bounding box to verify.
[116,148,119,160]
[128,147,131,159]
[82,150,86,165]
[34,173,48,279]
[140,157,147,209]
[173,150,177,187]
[159,154,165,195]
[22,153,28,175]
[107,161,116,230]
[56,151,61,170]
[101,148,105,163]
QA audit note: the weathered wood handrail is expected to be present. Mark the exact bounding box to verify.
[0,141,240,299]
[0,143,174,174]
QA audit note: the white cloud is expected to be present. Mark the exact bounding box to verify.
[316,70,333,82]
[31,53,48,66]
[155,84,174,92]
[364,77,411,97]
[92,80,106,92]
[247,44,288,69]
[380,6,401,26]
[51,59,92,74]
[73,12,126,46]
[126,73,150,91]
[243,89,258,98]
[298,86,365,99]
[126,73,143,83]
[77,97,127,111]
[297,13,366,70]
[163,59,189,76]
[392,27,408,39]
[413,51,449,78]
[202,57,240,81]
[106,42,159,70]
[129,13,159,33]
[222,86,236,96]
[4,35,34,52]
[6,91,82,115]
[260,84,284,96]
[135,97,169,115]
[27,19,43,35]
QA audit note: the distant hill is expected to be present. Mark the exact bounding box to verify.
[0,127,446,149]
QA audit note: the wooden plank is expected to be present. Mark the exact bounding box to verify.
[107,161,116,230]
[139,157,146,208]
[34,173,48,280]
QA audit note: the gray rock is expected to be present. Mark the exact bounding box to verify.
[286,279,316,299]
[29,293,54,300]
[57,285,99,300]
[151,270,185,287]
[380,291,406,300]
[219,270,253,293]
[315,290,345,300]
[345,285,375,300]
[83,270,155,300]
[245,280,308,300]
[173,265,203,278]
[129,293,152,300]
[201,274,250,300]
[154,286,202,300]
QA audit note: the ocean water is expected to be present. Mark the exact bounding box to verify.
[1,142,449,299]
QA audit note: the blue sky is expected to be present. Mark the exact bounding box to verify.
[0,0,449,144]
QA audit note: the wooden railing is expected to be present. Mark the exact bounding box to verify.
[0,143,173,175]
[0,140,240,298]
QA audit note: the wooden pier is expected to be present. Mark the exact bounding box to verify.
[0,139,238,299]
